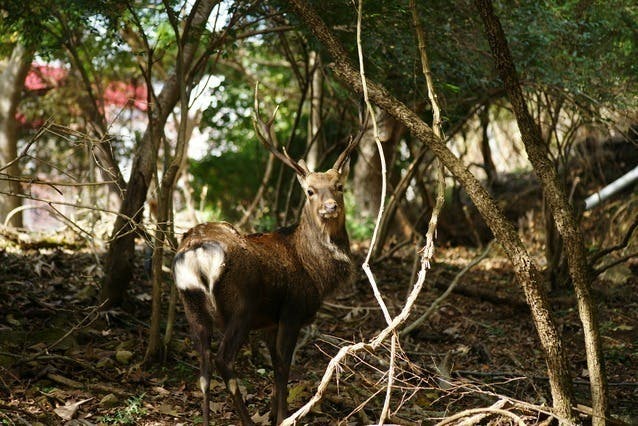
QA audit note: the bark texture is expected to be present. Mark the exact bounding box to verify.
[474,1,608,423]
[285,0,576,421]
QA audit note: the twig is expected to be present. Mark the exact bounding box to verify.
[590,215,638,264]
[282,225,437,425]
[355,0,393,328]
[379,333,397,424]
[281,2,446,425]
[46,372,83,389]
[374,237,413,264]
[434,399,526,426]
[46,372,131,397]
[352,2,398,424]
[13,303,104,367]
[0,121,47,173]
[593,251,638,276]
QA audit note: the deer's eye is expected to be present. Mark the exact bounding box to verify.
[307,189,314,197]
[336,184,344,192]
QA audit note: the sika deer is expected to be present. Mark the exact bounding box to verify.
[173,102,357,425]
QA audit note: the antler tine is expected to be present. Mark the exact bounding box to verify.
[253,83,308,176]
[333,118,366,173]
[332,137,356,173]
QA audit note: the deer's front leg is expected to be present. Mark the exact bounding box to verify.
[267,319,301,425]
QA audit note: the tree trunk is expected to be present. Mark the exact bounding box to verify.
[285,0,576,421]
[0,43,33,228]
[306,51,324,172]
[479,103,497,188]
[352,108,402,220]
[100,0,219,308]
[473,0,608,423]
[60,28,126,204]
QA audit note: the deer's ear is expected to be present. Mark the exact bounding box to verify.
[337,158,350,183]
[295,160,311,189]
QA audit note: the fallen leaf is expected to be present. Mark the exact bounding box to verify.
[159,403,179,416]
[99,393,118,408]
[53,398,93,420]
[152,386,170,395]
[6,314,20,326]
[210,401,225,414]
[616,324,633,331]
[251,411,270,425]
[286,382,309,405]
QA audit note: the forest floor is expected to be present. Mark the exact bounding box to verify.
[0,232,636,425]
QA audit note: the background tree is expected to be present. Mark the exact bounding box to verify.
[0,41,32,227]
[474,0,608,420]
[100,0,230,307]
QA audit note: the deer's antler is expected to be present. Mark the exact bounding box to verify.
[253,83,309,177]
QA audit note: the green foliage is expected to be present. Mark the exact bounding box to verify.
[0,0,127,54]
[494,0,638,106]
[97,394,147,425]
[189,146,268,222]
[345,193,375,241]
[292,0,637,124]
[3,0,636,234]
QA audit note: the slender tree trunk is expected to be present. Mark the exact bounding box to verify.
[479,103,497,188]
[285,0,576,421]
[474,1,608,423]
[0,43,33,228]
[353,108,401,220]
[306,51,323,172]
[59,22,126,203]
[100,0,219,308]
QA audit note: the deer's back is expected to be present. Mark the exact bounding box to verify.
[175,221,342,329]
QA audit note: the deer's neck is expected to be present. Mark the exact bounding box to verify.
[298,207,350,253]
[293,207,352,295]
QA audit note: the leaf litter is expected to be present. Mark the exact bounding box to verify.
[0,236,636,424]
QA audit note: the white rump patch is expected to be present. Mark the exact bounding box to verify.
[174,243,226,303]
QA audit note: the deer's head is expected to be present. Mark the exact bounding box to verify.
[294,155,350,236]
[252,89,356,237]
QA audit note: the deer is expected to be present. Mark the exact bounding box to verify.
[172,97,357,425]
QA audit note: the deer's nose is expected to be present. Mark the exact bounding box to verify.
[323,200,338,213]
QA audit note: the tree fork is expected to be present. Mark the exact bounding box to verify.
[285,0,575,421]
[100,0,219,308]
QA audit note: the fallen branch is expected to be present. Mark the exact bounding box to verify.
[434,399,526,426]
[46,373,131,397]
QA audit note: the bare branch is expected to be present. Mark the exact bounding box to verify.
[590,215,638,264]
[593,251,638,276]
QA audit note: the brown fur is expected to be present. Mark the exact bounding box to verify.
[173,164,354,425]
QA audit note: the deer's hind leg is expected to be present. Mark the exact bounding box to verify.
[180,288,215,425]
[215,312,255,425]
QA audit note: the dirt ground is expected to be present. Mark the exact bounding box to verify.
[0,237,636,425]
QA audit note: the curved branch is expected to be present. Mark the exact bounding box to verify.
[590,215,638,265]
